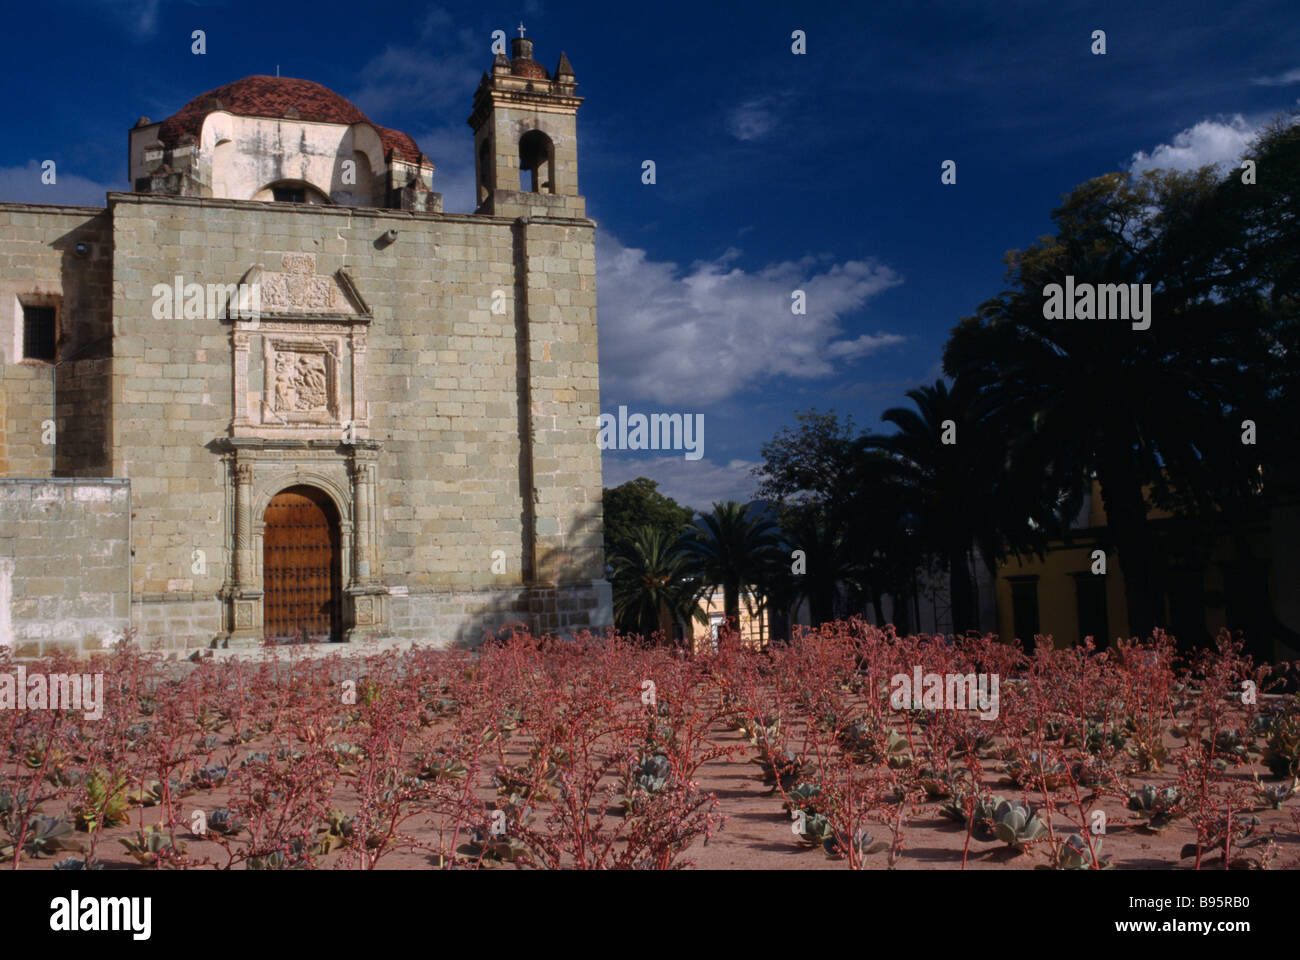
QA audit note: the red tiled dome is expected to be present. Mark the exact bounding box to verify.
[510,59,549,80]
[156,76,424,162]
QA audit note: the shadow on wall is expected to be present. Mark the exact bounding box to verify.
[444,502,609,649]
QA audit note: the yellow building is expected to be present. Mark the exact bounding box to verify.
[994,478,1296,659]
[683,588,769,652]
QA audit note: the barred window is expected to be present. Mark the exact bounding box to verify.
[22,304,56,362]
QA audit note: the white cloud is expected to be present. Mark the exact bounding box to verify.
[347,26,481,117]
[0,162,118,206]
[826,332,906,359]
[726,98,778,141]
[1128,115,1260,175]
[597,233,904,406]
[602,455,758,512]
[1251,67,1300,86]
[412,124,477,213]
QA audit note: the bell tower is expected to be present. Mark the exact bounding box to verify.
[468,27,585,218]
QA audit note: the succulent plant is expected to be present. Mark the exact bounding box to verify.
[457,818,532,867]
[916,767,955,798]
[823,828,886,860]
[998,752,1069,790]
[1066,720,1128,755]
[741,714,782,750]
[207,808,245,836]
[52,856,103,870]
[313,809,354,855]
[191,763,228,789]
[1069,755,1115,787]
[330,743,366,766]
[15,815,82,859]
[633,753,671,793]
[750,750,814,793]
[494,762,555,803]
[416,752,468,781]
[125,779,192,807]
[838,719,877,759]
[1125,727,1170,771]
[1263,713,1300,779]
[1023,717,1065,741]
[22,743,67,770]
[792,810,836,848]
[0,787,37,825]
[939,790,1003,830]
[884,730,914,769]
[990,799,1048,850]
[195,704,223,731]
[247,837,310,870]
[1127,785,1183,831]
[949,731,997,759]
[76,768,130,831]
[481,706,524,741]
[226,727,258,746]
[120,825,187,867]
[782,780,822,814]
[617,754,672,813]
[1179,816,1268,868]
[1203,728,1253,763]
[1252,774,1297,810]
[1058,833,1111,870]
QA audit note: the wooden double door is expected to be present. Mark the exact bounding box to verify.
[263,486,342,641]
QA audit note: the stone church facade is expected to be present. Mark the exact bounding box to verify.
[0,34,611,653]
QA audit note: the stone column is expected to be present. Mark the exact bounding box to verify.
[233,461,254,587]
[232,332,251,430]
[351,458,373,582]
[344,449,387,641]
[227,458,261,647]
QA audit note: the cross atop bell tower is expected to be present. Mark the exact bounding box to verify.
[467,32,585,218]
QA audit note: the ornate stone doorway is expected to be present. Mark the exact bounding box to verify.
[262,485,342,640]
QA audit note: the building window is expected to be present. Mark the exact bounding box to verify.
[1008,576,1039,644]
[272,186,306,204]
[709,613,724,645]
[1073,573,1109,648]
[22,304,56,362]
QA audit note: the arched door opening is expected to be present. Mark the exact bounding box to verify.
[263,485,342,641]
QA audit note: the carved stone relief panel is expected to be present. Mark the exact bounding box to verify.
[260,254,341,312]
[227,255,371,440]
[262,337,341,424]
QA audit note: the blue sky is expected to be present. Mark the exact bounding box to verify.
[3,0,1298,509]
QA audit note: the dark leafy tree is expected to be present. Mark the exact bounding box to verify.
[944,168,1266,642]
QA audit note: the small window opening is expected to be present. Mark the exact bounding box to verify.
[22,305,56,362]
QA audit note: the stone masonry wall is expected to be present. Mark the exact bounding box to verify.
[107,193,608,647]
[0,204,113,479]
[0,478,130,657]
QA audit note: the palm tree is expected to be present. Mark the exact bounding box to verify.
[777,501,862,628]
[610,526,704,640]
[867,379,1001,633]
[679,501,783,639]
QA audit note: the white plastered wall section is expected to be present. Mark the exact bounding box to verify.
[200,114,389,205]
